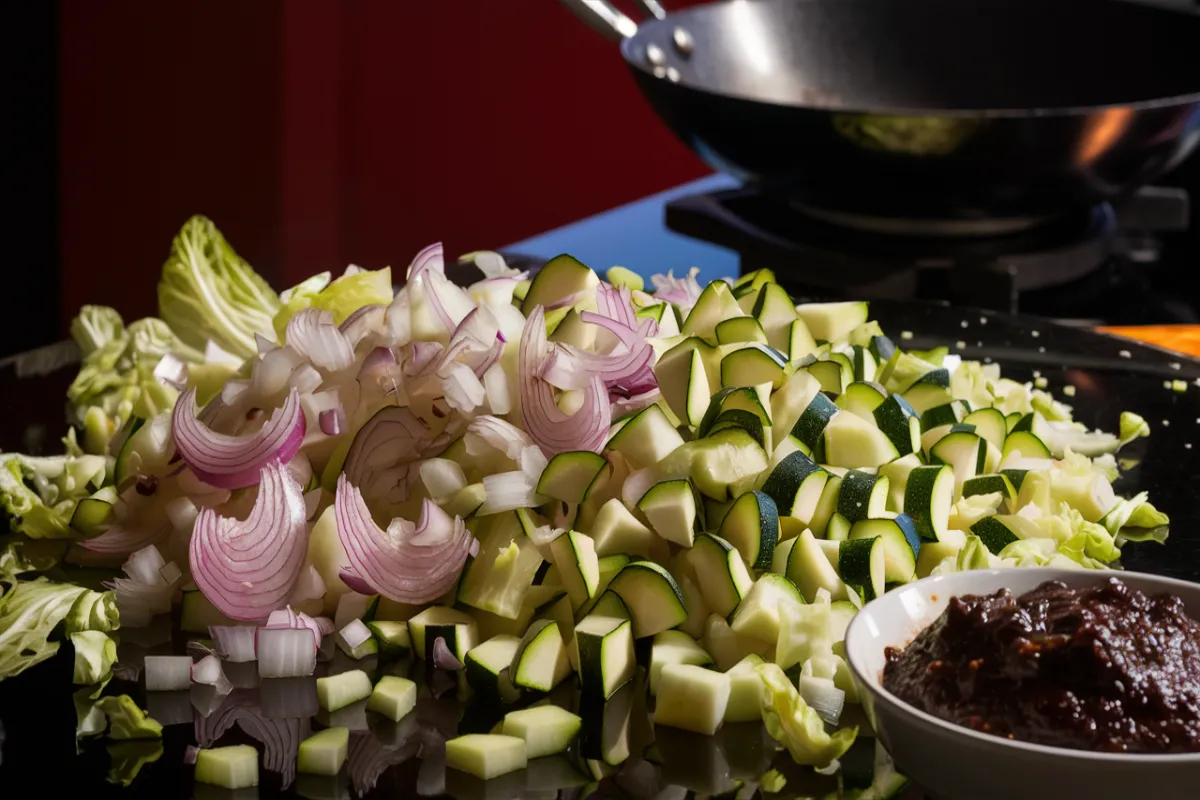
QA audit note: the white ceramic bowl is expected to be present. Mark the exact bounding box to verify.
[844,568,1200,800]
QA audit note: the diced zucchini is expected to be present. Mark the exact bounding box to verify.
[408,606,479,674]
[297,727,349,776]
[605,405,685,469]
[655,342,712,428]
[511,619,572,693]
[837,470,891,523]
[316,670,373,713]
[721,343,788,389]
[838,537,886,600]
[808,473,844,537]
[549,531,600,610]
[606,561,687,638]
[878,453,924,512]
[963,408,1007,449]
[579,675,637,766]
[682,281,744,341]
[919,400,970,432]
[445,734,528,780]
[771,369,821,440]
[751,283,800,352]
[783,528,850,602]
[759,450,829,526]
[930,431,991,494]
[729,573,805,645]
[837,381,887,420]
[649,630,714,695]
[717,490,780,571]
[653,663,731,736]
[848,516,921,584]
[970,516,1021,554]
[458,511,544,620]
[962,473,1017,508]
[365,620,410,659]
[724,653,768,723]
[589,498,657,559]
[465,635,523,704]
[872,394,922,457]
[637,479,700,548]
[916,540,961,577]
[574,614,636,701]
[686,533,754,617]
[503,705,582,759]
[521,254,599,315]
[903,465,954,541]
[194,745,259,789]
[537,451,609,504]
[823,411,900,469]
[826,511,852,542]
[1003,430,1052,459]
[795,301,870,343]
[805,359,849,396]
[718,316,767,345]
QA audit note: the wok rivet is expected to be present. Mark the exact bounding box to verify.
[672,27,694,55]
[665,66,681,83]
[646,43,666,66]
[652,65,668,79]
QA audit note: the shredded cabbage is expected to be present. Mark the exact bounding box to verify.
[756,662,858,767]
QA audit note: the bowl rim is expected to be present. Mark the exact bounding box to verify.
[845,567,1200,764]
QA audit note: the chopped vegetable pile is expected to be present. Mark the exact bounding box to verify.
[0,217,1168,796]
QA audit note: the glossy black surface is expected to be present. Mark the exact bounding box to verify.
[621,0,1200,224]
[2,299,1198,798]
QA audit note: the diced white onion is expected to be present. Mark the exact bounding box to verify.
[256,627,317,678]
[420,459,467,502]
[478,471,543,515]
[209,625,258,662]
[483,364,512,415]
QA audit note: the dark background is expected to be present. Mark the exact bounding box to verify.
[4,0,1200,359]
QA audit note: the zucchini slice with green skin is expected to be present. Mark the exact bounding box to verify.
[919,400,970,432]
[366,675,418,722]
[848,515,921,584]
[808,473,844,537]
[549,531,600,610]
[879,452,924,512]
[724,654,768,723]
[70,497,116,538]
[465,635,523,704]
[962,473,1017,507]
[900,380,954,415]
[790,392,840,462]
[771,369,821,442]
[574,614,636,701]
[637,479,700,548]
[780,528,850,602]
[536,451,609,505]
[458,511,545,620]
[795,301,870,343]
[838,537,887,601]
[717,490,780,571]
[963,408,1008,449]
[930,431,990,493]
[502,704,583,760]
[805,359,850,395]
[682,280,744,342]
[604,405,685,470]
[606,561,687,639]
[1000,468,1029,491]
[365,621,411,658]
[715,316,768,345]
[903,465,954,541]
[728,573,805,645]
[520,254,599,315]
[655,342,713,428]
[837,470,891,523]
[510,619,572,693]
[970,516,1021,554]
[698,386,773,438]
[826,511,853,542]
[873,394,922,456]
[707,409,768,451]
[685,533,755,617]
[759,450,829,524]
[590,498,658,560]
[653,663,732,736]
[297,726,350,776]
[788,318,820,363]
[837,380,887,420]
[824,410,900,469]
[584,590,630,621]
[1002,430,1052,459]
[850,346,879,383]
[579,673,637,766]
[751,283,800,352]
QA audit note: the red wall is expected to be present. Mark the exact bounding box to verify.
[59,0,708,326]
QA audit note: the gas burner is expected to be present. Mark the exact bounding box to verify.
[664,185,1190,318]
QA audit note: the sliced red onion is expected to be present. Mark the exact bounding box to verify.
[289,363,323,395]
[595,282,639,330]
[153,353,189,390]
[81,519,171,554]
[431,636,464,671]
[256,627,318,679]
[358,346,398,381]
[335,475,474,604]
[192,654,233,696]
[519,307,611,456]
[539,315,656,392]
[210,626,258,662]
[339,304,386,347]
[650,267,704,310]
[302,489,322,521]
[339,566,376,596]
[482,364,512,415]
[318,407,345,436]
[439,361,486,412]
[407,241,445,282]
[385,290,412,347]
[478,470,544,515]
[145,655,192,691]
[612,388,662,418]
[404,341,444,377]
[288,565,326,607]
[173,388,306,490]
[189,460,308,621]
[124,545,168,585]
[251,345,306,401]
[465,415,534,461]
[184,746,200,765]
[424,270,478,333]
[342,406,433,504]
[263,606,327,650]
[286,308,355,372]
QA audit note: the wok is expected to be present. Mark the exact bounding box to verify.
[559,0,1200,234]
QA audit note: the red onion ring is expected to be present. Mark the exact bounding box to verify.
[596,282,639,330]
[80,519,172,554]
[338,304,387,347]
[172,388,306,490]
[286,308,354,371]
[519,306,611,456]
[407,241,445,282]
[338,566,376,596]
[342,406,434,503]
[318,407,345,436]
[189,461,309,622]
[334,474,474,604]
[357,346,398,381]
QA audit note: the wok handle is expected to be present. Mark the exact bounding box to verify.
[556,0,639,42]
